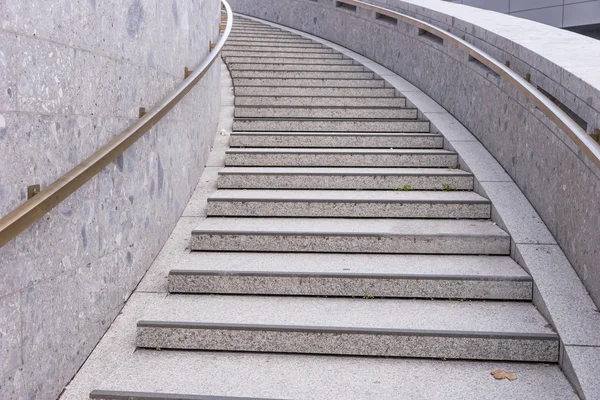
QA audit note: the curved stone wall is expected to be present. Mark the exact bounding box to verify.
[0,1,221,398]
[227,0,600,307]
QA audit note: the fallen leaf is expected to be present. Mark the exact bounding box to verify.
[491,369,517,381]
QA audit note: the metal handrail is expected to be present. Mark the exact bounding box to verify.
[339,0,600,168]
[0,0,233,248]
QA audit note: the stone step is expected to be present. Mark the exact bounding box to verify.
[228,63,365,71]
[234,106,416,119]
[230,70,375,79]
[217,167,474,190]
[224,51,344,59]
[226,37,317,44]
[234,86,395,98]
[228,33,310,40]
[225,41,324,48]
[229,132,440,148]
[230,28,293,35]
[168,252,531,300]
[205,190,490,219]
[223,148,456,167]
[90,350,577,399]
[232,78,386,88]
[234,96,406,107]
[225,57,356,65]
[136,295,557,361]
[223,45,334,54]
[190,218,510,255]
[232,119,429,132]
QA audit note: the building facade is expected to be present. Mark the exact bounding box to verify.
[446,0,600,38]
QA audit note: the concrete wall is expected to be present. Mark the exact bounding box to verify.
[227,0,600,306]
[0,0,221,398]
[446,0,600,29]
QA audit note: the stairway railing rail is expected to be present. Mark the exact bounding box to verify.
[337,0,600,168]
[0,0,233,248]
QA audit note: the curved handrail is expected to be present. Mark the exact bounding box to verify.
[0,0,233,248]
[339,0,600,169]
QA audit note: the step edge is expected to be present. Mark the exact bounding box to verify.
[136,321,558,341]
[168,270,531,282]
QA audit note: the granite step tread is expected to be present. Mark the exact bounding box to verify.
[168,252,530,299]
[228,64,366,71]
[223,46,335,53]
[230,70,375,79]
[224,52,344,59]
[231,78,386,88]
[226,37,317,44]
[217,167,474,190]
[206,189,490,218]
[225,42,325,48]
[232,119,429,132]
[229,131,442,148]
[190,217,510,255]
[234,97,406,107]
[90,351,577,399]
[225,57,356,65]
[234,87,396,98]
[223,148,457,167]
[135,295,557,361]
[234,106,417,119]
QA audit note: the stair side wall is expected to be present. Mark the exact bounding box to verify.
[0,1,222,398]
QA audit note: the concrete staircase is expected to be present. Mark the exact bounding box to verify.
[89,16,570,400]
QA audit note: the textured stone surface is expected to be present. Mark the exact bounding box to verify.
[0,1,221,399]
[168,252,530,299]
[234,86,394,97]
[232,119,429,132]
[92,350,579,399]
[234,106,416,119]
[230,70,374,79]
[136,295,557,361]
[190,217,510,254]
[224,148,457,167]
[206,189,490,218]
[169,271,530,300]
[217,167,474,190]
[229,132,441,148]
[234,96,406,107]
[229,63,365,71]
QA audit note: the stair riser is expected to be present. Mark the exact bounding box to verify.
[231,71,375,79]
[226,38,317,44]
[233,108,416,119]
[217,174,474,190]
[223,153,457,167]
[229,134,441,148]
[230,29,293,35]
[234,87,394,97]
[232,120,429,132]
[234,97,406,107]
[225,41,324,48]
[169,274,531,300]
[232,78,385,88]
[206,201,490,219]
[224,52,344,59]
[225,57,355,65]
[137,326,557,362]
[224,46,334,53]
[228,64,365,71]
[190,233,510,255]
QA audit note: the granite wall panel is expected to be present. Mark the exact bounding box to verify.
[0,0,221,398]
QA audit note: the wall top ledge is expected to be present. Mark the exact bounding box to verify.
[372,0,600,94]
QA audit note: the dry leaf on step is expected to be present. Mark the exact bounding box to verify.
[491,370,517,381]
